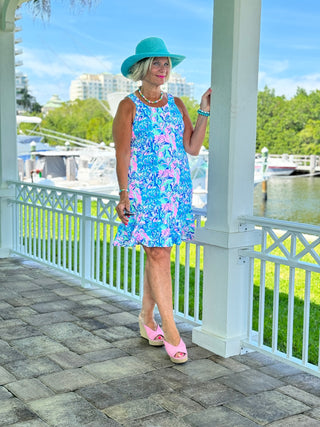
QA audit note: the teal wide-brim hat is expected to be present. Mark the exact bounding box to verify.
[121,37,185,78]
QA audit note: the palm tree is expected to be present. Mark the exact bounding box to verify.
[27,0,96,17]
[17,87,32,112]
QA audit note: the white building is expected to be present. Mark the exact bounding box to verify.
[15,72,28,94]
[69,72,194,101]
[69,73,139,101]
[163,73,194,98]
[41,94,64,116]
[15,72,37,112]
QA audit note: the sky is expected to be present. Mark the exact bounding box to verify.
[17,0,320,105]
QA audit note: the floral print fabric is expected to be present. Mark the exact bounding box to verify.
[114,93,194,247]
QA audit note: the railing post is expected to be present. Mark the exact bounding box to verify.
[81,194,92,287]
[310,155,316,175]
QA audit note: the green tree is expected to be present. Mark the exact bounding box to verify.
[256,86,320,154]
[86,117,112,142]
[256,86,288,153]
[17,87,33,112]
[181,96,210,149]
[41,98,113,145]
[31,102,42,114]
[298,119,320,154]
[17,87,42,114]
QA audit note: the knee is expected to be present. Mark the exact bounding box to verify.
[145,247,171,264]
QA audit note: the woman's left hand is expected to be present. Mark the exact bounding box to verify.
[200,88,212,113]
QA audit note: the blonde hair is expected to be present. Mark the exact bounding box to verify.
[128,57,172,82]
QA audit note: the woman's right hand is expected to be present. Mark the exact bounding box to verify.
[116,193,130,225]
[200,87,212,113]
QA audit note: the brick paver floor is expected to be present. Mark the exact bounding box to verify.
[1,256,320,426]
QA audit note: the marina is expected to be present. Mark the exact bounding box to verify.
[17,130,320,216]
[17,114,320,214]
[254,174,320,226]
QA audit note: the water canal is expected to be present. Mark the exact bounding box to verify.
[253,175,320,226]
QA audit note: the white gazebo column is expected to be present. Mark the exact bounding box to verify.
[0,0,24,257]
[193,0,262,357]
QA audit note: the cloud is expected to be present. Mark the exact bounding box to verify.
[258,56,320,98]
[258,71,320,98]
[291,44,320,51]
[167,0,213,21]
[22,47,113,79]
[28,81,69,104]
[259,59,289,75]
[20,47,113,104]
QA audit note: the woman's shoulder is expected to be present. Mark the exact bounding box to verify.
[171,95,185,115]
[118,95,136,112]
[115,95,136,122]
[172,95,183,106]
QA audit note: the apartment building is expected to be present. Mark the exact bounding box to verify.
[69,72,194,101]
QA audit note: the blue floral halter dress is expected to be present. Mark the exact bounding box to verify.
[114,93,194,247]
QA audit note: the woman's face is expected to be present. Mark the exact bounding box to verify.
[144,57,170,85]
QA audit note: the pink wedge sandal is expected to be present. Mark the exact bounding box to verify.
[139,318,164,346]
[163,338,188,364]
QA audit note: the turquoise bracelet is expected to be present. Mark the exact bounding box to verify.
[197,108,210,117]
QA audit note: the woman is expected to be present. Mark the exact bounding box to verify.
[113,37,211,363]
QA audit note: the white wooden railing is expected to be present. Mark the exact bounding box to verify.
[239,215,320,376]
[7,181,320,376]
[8,181,204,325]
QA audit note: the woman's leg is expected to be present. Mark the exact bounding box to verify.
[142,246,181,347]
[140,264,157,330]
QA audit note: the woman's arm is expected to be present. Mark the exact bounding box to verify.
[175,88,211,156]
[112,98,134,225]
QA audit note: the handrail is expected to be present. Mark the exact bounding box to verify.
[7,180,205,325]
[239,215,320,236]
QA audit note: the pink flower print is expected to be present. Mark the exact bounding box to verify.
[170,134,177,151]
[131,156,138,172]
[135,230,150,243]
[174,168,181,185]
[159,170,169,178]
[113,93,194,248]
[161,228,171,238]
[134,189,142,204]
[155,134,167,146]
[163,199,178,217]
[161,203,172,213]
[159,163,176,179]
[173,204,178,217]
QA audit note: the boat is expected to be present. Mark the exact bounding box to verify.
[255,156,297,176]
[190,147,268,208]
[17,115,54,160]
[17,135,54,161]
[18,125,269,206]
[266,157,297,176]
